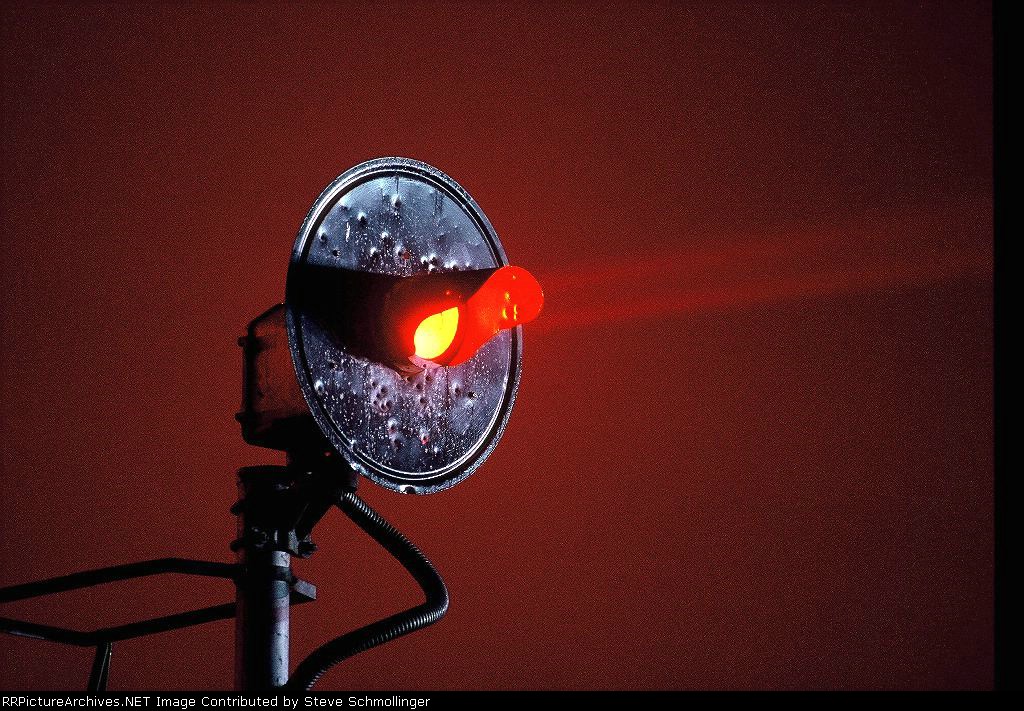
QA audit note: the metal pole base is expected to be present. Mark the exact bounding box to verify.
[231,461,345,691]
[233,467,296,692]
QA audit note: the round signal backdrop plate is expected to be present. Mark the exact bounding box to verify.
[285,157,521,494]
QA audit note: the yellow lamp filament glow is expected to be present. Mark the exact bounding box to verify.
[414,307,460,360]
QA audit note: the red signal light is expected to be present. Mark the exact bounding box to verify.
[285,261,542,375]
[414,307,460,360]
[412,266,543,368]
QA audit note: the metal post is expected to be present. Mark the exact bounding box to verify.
[234,550,290,690]
[234,469,293,691]
[87,642,112,691]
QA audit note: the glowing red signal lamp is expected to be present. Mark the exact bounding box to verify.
[284,263,542,376]
[409,266,543,369]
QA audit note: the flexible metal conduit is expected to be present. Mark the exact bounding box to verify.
[285,491,449,692]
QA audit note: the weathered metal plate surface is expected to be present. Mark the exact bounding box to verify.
[286,158,521,494]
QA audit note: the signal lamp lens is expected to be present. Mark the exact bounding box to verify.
[412,266,543,368]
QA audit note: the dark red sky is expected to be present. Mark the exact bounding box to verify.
[0,1,992,690]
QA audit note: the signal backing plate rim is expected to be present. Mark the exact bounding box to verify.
[285,157,522,494]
